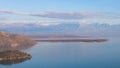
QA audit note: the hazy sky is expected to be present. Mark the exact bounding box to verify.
[0,0,120,25]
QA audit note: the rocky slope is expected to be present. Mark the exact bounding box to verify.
[0,32,36,51]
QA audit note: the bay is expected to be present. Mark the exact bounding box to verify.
[0,37,120,68]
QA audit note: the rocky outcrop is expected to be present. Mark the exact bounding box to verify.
[0,50,31,65]
[0,32,36,51]
[0,50,31,60]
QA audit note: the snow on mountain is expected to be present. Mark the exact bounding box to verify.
[0,22,120,36]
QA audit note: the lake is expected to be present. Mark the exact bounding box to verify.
[0,37,120,68]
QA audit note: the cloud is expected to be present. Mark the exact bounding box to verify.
[29,12,84,19]
[29,11,116,19]
[0,9,120,19]
[0,9,27,15]
[0,17,7,20]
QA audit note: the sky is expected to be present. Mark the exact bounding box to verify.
[0,0,120,25]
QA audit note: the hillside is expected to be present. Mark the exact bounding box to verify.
[0,32,36,51]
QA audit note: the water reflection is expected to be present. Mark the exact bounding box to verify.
[0,39,35,65]
[0,40,35,65]
[0,58,30,65]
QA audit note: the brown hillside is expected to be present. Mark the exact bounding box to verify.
[0,32,36,51]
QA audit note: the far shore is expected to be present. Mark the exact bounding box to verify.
[35,39,107,43]
[28,34,108,43]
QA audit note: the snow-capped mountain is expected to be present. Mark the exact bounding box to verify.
[0,22,120,37]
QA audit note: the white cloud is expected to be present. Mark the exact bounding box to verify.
[0,9,120,19]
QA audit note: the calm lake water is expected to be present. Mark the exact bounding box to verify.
[0,37,120,68]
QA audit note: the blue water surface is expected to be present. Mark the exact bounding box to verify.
[0,37,120,68]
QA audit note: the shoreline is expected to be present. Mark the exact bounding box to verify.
[35,39,107,42]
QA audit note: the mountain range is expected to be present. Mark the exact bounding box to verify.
[0,22,120,37]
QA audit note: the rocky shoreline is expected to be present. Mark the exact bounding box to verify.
[0,50,32,65]
[0,50,31,61]
[0,32,36,65]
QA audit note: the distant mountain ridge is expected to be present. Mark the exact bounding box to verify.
[0,23,120,37]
